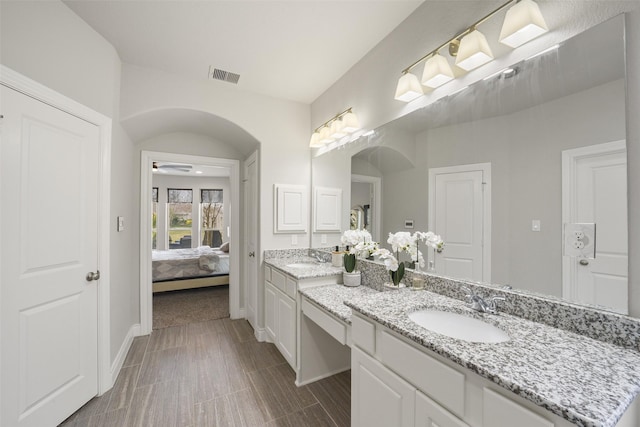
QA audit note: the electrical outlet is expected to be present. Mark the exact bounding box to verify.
[321,234,327,244]
[564,223,596,258]
[117,216,124,232]
[291,235,298,245]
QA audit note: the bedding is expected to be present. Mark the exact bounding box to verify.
[152,246,230,282]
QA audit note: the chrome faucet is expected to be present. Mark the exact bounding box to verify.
[313,253,327,263]
[461,286,505,314]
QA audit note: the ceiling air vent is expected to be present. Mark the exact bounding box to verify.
[209,66,240,84]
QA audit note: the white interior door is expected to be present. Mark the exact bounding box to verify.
[562,141,627,314]
[245,152,258,330]
[1,86,99,426]
[429,164,490,282]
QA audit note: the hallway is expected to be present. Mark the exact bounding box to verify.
[59,318,350,426]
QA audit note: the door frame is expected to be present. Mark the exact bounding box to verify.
[244,150,260,335]
[140,151,241,335]
[0,65,113,393]
[351,174,382,242]
[561,140,626,302]
[428,163,492,282]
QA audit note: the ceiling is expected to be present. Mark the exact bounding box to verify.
[64,0,422,104]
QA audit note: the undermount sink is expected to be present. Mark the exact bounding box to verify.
[408,310,510,343]
[286,262,318,268]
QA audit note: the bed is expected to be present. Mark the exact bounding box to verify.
[152,246,230,293]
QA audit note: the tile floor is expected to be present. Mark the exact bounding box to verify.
[59,318,350,427]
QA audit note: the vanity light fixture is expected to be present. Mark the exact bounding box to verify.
[421,53,455,88]
[394,72,424,102]
[394,0,548,102]
[499,0,548,48]
[455,28,494,71]
[309,108,361,148]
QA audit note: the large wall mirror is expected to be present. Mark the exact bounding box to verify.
[311,15,629,315]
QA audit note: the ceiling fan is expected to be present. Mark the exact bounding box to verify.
[152,162,193,173]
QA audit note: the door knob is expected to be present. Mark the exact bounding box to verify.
[249,252,255,257]
[86,270,100,281]
[579,259,589,266]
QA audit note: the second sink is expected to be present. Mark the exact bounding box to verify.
[286,262,318,268]
[408,309,510,343]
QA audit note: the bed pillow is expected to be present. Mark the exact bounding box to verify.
[220,241,230,253]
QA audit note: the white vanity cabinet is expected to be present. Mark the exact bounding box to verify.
[264,264,341,372]
[264,266,298,368]
[351,312,576,427]
[352,347,415,427]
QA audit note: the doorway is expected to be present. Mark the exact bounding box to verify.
[562,140,627,314]
[351,174,381,242]
[1,66,112,426]
[428,163,491,282]
[140,151,241,335]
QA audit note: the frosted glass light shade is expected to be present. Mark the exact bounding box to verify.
[500,0,548,48]
[341,112,361,133]
[330,119,347,138]
[394,73,423,102]
[455,30,494,71]
[309,132,323,148]
[421,53,455,88]
[319,126,334,144]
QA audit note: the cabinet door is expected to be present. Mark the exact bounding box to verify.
[265,283,277,340]
[415,390,469,427]
[277,293,297,367]
[352,348,415,427]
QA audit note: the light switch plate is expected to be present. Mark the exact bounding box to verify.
[117,216,124,232]
[563,223,596,258]
[291,234,298,245]
[321,234,327,244]
[531,220,541,232]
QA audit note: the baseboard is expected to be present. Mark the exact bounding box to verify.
[295,366,350,387]
[235,308,246,319]
[254,327,268,342]
[110,323,141,385]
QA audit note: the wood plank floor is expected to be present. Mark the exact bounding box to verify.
[59,318,350,427]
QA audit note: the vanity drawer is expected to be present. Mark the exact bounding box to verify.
[379,330,465,418]
[352,314,376,355]
[483,388,554,427]
[270,268,287,293]
[301,298,347,345]
[285,277,297,298]
[265,266,271,282]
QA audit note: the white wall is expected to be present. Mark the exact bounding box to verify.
[1,1,138,365]
[121,64,311,251]
[152,174,231,250]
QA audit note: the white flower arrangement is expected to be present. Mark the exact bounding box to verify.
[341,229,379,258]
[412,231,444,269]
[341,229,372,247]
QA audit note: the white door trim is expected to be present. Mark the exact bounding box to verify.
[351,174,382,242]
[140,151,241,335]
[0,65,113,394]
[561,140,626,302]
[428,163,491,282]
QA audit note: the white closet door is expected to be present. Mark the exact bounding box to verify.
[1,85,100,427]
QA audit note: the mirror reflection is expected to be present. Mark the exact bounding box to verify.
[311,15,628,314]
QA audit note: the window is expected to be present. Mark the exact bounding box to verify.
[201,189,224,247]
[151,187,158,249]
[168,188,193,249]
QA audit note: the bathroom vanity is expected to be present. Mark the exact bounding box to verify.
[263,251,640,427]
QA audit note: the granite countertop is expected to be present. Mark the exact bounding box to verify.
[345,289,640,427]
[299,284,379,324]
[265,256,344,279]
